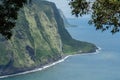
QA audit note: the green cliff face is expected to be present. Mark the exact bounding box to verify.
[0,0,97,76]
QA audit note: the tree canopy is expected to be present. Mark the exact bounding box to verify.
[0,0,120,39]
[69,0,120,33]
[0,0,28,39]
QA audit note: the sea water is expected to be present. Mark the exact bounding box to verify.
[1,17,120,80]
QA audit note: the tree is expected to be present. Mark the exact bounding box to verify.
[69,0,120,33]
[0,0,119,39]
[0,0,28,39]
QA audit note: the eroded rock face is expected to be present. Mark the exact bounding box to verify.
[0,1,63,75]
[0,0,97,76]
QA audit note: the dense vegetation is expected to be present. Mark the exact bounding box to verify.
[0,0,119,39]
[69,0,120,33]
[0,0,120,39]
[0,0,28,39]
[0,0,97,76]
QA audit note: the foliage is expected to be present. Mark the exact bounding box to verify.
[0,1,97,75]
[69,0,120,33]
[0,0,28,39]
[69,0,90,17]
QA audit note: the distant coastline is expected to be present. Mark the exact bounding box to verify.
[0,47,101,79]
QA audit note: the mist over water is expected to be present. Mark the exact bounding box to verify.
[1,17,120,80]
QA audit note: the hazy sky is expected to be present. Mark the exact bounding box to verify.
[47,0,91,18]
[47,0,74,18]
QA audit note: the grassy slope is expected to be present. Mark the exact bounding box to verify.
[50,2,97,54]
[0,0,97,76]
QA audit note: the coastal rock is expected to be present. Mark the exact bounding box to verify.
[0,0,97,76]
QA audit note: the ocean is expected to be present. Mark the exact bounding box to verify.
[1,17,120,80]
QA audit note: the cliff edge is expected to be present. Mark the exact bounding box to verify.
[0,0,97,76]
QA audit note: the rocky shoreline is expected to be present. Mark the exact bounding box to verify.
[0,56,70,79]
[0,47,101,79]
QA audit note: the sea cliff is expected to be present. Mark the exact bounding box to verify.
[0,0,97,76]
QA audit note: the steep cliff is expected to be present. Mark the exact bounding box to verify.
[0,0,97,76]
[58,9,71,27]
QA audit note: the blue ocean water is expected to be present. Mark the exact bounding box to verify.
[1,17,120,80]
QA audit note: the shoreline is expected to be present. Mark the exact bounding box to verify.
[95,46,102,54]
[0,55,72,79]
[0,47,101,79]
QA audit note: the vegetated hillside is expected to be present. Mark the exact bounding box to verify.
[0,0,97,76]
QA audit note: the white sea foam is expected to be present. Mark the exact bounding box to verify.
[98,47,102,51]
[95,46,102,54]
[0,47,102,79]
[0,55,71,79]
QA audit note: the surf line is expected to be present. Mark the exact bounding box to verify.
[0,47,101,79]
[0,55,72,79]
